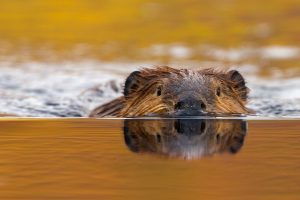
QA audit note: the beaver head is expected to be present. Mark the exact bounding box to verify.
[119,66,252,117]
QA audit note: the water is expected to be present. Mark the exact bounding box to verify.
[0,118,299,199]
[0,1,299,199]
[1,0,300,118]
[0,57,300,117]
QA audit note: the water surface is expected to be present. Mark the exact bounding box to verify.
[0,118,299,200]
[1,62,300,117]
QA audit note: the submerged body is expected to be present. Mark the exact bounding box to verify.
[89,66,253,117]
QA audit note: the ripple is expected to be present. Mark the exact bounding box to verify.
[0,59,299,117]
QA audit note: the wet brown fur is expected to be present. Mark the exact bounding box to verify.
[89,66,253,117]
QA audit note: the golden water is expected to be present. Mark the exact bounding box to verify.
[1,0,300,74]
[0,119,299,200]
[0,1,300,199]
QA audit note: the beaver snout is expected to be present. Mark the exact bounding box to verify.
[174,96,207,116]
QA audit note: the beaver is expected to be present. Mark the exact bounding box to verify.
[89,66,253,117]
[123,119,247,159]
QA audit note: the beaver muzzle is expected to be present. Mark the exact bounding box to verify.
[174,96,207,116]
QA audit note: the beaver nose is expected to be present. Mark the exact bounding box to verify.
[174,97,207,115]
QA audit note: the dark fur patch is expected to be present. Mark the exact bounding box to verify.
[227,70,248,101]
[124,71,141,97]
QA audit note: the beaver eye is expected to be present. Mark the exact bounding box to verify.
[216,87,221,96]
[156,86,162,96]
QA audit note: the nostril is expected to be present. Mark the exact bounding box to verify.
[174,101,183,110]
[175,100,206,111]
[200,102,206,110]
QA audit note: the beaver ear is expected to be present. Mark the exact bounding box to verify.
[227,70,248,101]
[124,71,142,97]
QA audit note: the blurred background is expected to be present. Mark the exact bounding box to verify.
[0,0,300,117]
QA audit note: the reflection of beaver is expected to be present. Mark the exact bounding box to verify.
[89,66,253,117]
[123,119,247,159]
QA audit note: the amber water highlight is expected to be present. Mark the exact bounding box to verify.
[0,118,299,200]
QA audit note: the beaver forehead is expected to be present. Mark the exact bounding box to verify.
[163,70,216,93]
